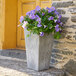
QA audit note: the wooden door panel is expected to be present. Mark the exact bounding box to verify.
[17,0,35,49]
[41,0,51,8]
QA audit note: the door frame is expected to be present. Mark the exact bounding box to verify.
[1,0,17,49]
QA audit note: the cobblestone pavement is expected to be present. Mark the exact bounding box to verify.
[0,50,66,76]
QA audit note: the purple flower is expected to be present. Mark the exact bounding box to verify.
[46,7,55,13]
[58,15,62,19]
[48,7,56,13]
[55,24,60,32]
[51,7,56,11]
[60,30,62,33]
[30,10,35,15]
[36,15,39,18]
[42,13,45,16]
[46,7,52,13]
[37,24,42,27]
[60,22,63,26]
[48,9,53,13]
[36,17,41,24]
[29,14,36,19]
[19,16,24,23]
[44,25,47,28]
[35,6,41,11]
[40,32,44,36]
[26,10,35,16]
[48,16,54,20]
[46,7,50,10]
[54,20,57,23]
[54,11,59,15]
[26,11,30,15]
[57,19,61,23]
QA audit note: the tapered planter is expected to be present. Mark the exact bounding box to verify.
[24,28,53,71]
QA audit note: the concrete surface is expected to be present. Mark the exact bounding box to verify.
[24,29,54,71]
[0,49,67,76]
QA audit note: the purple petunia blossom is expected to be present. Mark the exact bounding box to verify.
[19,16,24,23]
[54,11,59,15]
[26,11,30,16]
[30,10,35,15]
[51,7,56,11]
[26,10,35,16]
[46,7,52,13]
[42,13,45,16]
[46,7,50,10]
[48,16,54,20]
[48,9,53,13]
[60,22,63,26]
[56,19,61,23]
[29,14,36,19]
[55,24,60,32]
[54,19,57,23]
[37,24,42,27]
[40,32,44,36]
[46,7,56,13]
[36,17,41,24]
[58,15,62,19]
[44,25,47,28]
[60,30,62,33]
[36,15,39,18]
[35,6,41,11]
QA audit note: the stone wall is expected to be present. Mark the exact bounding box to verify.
[51,0,76,75]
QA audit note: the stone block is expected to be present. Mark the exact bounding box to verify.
[52,49,60,53]
[52,1,74,8]
[61,17,69,24]
[50,58,58,64]
[69,8,76,14]
[66,25,76,29]
[73,35,76,40]
[71,16,76,22]
[61,50,73,55]
[57,9,66,14]
[51,54,63,59]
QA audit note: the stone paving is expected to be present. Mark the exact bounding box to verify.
[0,50,67,76]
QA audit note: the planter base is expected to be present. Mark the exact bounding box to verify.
[24,29,53,71]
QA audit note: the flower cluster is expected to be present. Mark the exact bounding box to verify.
[19,6,63,39]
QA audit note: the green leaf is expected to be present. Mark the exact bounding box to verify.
[54,32,61,39]
[26,34,30,37]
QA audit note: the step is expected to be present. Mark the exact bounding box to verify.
[0,56,66,76]
[0,49,69,76]
[0,49,26,60]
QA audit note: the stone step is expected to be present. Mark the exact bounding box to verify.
[0,49,26,60]
[0,55,66,76]
[0,49,70,76]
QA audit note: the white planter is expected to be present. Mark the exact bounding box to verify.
[24,28,53,71]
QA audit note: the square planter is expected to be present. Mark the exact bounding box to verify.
[24,28,53,71]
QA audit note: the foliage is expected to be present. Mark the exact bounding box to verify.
[19,6,63,39]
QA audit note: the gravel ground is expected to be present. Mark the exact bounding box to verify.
[0,55,66,76]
